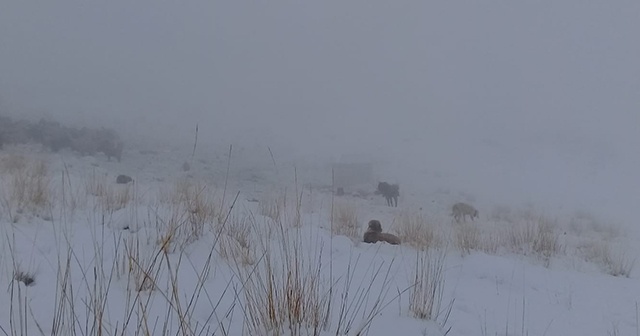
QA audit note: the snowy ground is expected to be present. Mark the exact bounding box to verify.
[0,142,638,336]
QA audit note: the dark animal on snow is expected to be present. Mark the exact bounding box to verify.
[363,220,401,245]
[116,175,133,184]
[375,182,399,207]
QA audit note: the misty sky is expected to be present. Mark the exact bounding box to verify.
[1,1,639,216]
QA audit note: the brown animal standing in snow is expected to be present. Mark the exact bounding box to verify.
[451,202,479,223]
[363,220,401,245]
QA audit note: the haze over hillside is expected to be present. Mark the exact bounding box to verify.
[1,1,638,222]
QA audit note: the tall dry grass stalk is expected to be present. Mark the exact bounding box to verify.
[408,247,452,331]
[234,212,331,335]
[122,236,162,291]
[58,163,86,221]
[333,254,405,335]
[85,169,108,197]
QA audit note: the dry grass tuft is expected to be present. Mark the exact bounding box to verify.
[85,170,109,197]
[578,240,635,277]
[259,192,286,222]
[151,179,224,252]
[258,190,305,229]
[217,234,255,266]
[85,171,135,213]
[238,222,330,335]
[57,165,86,220]
[454,222,481,256]
[453,220,501,256]
[0,153,28,174]
[331,201,360,240]
[216,214,255,266]
[1,157,52,220]
[604,251,636,278]
[505,215,562,266]
[237,200,399,334]
[394,212,439,250]
[104,185,133,212]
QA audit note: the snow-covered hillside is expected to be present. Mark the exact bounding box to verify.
[0,142,637,336]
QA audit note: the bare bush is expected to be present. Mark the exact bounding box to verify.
[58,165,86,220]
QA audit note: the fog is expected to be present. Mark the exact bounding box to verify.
[1,1,639,221]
